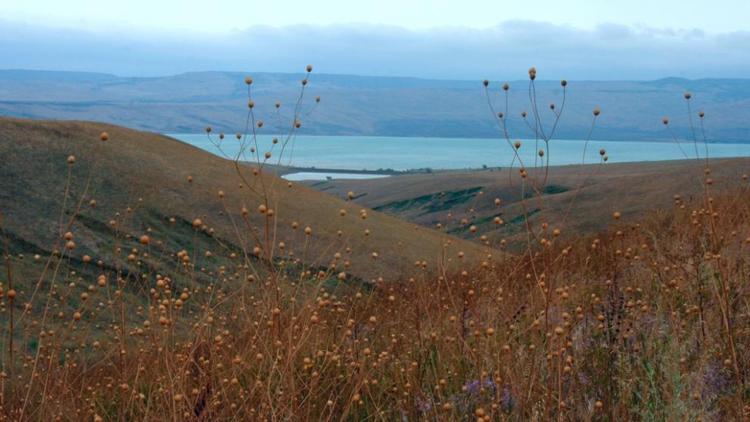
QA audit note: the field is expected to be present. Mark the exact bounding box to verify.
[1,116,750,421]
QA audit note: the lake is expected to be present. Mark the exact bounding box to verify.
[170,134,750,172]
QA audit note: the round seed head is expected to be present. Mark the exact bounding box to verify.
[528,67,537,80]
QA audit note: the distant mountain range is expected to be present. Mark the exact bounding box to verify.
[1,69,749,142]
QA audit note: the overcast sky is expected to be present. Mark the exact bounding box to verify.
[2,0,749,80]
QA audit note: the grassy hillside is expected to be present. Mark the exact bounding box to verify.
[2,70,750,141]
[312,158,750,249]
[0,116,748,419]
[0,117,489,284]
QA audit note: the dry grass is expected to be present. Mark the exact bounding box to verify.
[315,158,750,249]
[0,71,749,421]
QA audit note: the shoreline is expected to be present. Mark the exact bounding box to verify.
[261,156,748,178]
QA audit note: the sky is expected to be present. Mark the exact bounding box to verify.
[1,0,749,80]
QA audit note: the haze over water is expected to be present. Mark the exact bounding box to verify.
[172,134,750,171]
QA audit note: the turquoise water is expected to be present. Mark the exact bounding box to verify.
[170,134,750,171]
[283,172,392,181]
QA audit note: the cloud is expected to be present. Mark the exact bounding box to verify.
[1,19,749,80]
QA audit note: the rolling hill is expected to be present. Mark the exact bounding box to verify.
[2,117,749,421]
[0,117,490,284]
[309,158,750,248]
[1,69,750,142]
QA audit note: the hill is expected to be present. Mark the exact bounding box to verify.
[1,69,750,142]
[309,158,750,248]
[0,118,749,420]
[0,117,489,284]
[0,121,748,419]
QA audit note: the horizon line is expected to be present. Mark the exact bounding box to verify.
[3,67,750,84]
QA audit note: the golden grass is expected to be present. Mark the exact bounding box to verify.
[1,72,749,421]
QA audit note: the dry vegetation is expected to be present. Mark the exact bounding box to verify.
[314,158,750,250]
[1,67,749,421]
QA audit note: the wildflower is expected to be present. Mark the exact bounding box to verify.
[528,67,537,80]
